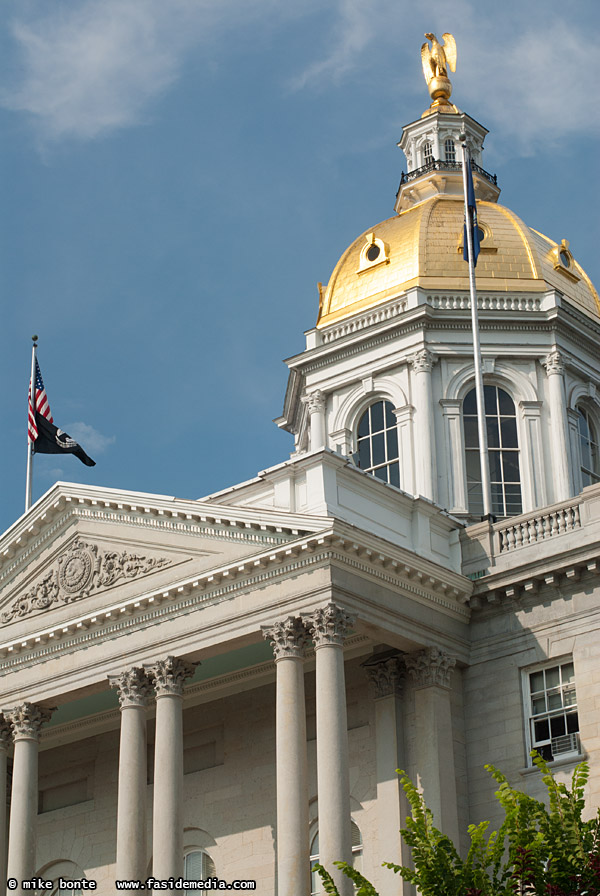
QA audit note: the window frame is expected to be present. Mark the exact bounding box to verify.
[355,399,400,488]
[462,384,523,519]
[183,849,216,882]
[576,404,600,489]
[444,137,456,163]
[422,141,434,165]
[522,658,581,766]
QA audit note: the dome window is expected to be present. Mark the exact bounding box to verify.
[358,233,389,271]
[356,400,400,487]
[552,239,580,282]
[577,406,600,488]
[444,138,456,163]
[463,385,522,518]
[423,141,434,165]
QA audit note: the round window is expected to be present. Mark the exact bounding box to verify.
[366,244,381,262]
[560,250,570,268]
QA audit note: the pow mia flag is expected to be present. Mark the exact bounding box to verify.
[34,412,96,467]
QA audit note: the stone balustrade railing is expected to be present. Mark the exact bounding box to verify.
[497,502,582,553]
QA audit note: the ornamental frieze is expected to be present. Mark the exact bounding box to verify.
[1,537,171,624]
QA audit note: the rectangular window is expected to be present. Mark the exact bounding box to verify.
[525,660,579,763]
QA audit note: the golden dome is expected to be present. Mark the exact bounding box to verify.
[316,196,600,328]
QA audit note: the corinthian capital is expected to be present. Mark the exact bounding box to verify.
[404,647,455,689]
[303,389,326,414]
[261,616,308,660]
[302,602,355,648]
[409,349,436,373]
[109,667,153,708]
[5,702,54,741]
[0,714,11,750]
[543,351,565,376]
[146,655,196,697]
[364,655,404,699]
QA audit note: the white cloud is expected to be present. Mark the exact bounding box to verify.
[1,0,207,142]
[64,422,116,454]
[290,0,600,153]
[289,0,376,90]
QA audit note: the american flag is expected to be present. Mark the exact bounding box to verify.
[28,359,53,443]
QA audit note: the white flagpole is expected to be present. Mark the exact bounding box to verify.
[25,335,38,512]
[460,136,493,519]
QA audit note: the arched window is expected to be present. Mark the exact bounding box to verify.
[444,138,456,162]
[184,850,216,881]
[577,406,600,487]
[463,385,522,518]
[423,141,433,165]
[356,400,400,487]
[310,821,363,896]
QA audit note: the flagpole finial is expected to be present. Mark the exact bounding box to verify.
[31,334,38,346]
[459,132,466,143]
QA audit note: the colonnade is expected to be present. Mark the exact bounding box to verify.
[0,605,459,896]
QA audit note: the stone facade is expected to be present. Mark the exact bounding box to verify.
[1,80,600,896]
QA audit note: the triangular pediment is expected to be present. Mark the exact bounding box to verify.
[0,482,331,637]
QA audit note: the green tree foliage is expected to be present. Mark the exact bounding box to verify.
[315,755,600,896]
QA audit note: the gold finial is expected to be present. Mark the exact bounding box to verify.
[421,33,458,115]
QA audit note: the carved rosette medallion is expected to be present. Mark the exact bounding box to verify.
[5,702,54,741]
[261,616,308,660]
[1,538,172,624]
[146,655,196,698]
[109,667,153,708]
[365,656,405,699]
[58,541,96,595]
[404,647,455,689]
[302,602,355,648]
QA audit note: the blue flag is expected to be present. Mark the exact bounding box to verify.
[463,159,480,267]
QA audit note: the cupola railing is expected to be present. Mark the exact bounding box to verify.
[398,159,497,189]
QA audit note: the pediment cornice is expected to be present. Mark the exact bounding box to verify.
[0,483,329,588]
[0,521,471,677]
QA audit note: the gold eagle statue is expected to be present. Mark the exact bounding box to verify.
[421,32,457,82]
[421,33,457,111]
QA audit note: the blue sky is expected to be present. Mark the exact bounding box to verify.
[1,0,598,534]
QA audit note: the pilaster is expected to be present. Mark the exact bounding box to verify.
[404,648,459,843]
[364,655,410,896]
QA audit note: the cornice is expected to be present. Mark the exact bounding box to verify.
[0,530,470,674]
[0,489,325,587]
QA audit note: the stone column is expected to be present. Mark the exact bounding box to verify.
[543,351,572,501]
[0,716,11,894]
[409,350,437,502]
[363,655,410,896]
[146,656,196,888]
[440,399,468,512]
[302,603,354,896]
[304,390,327,452]
[5,703,54,893]
[404,648,459,844]
[109,667,153,882]
[262,617,310,896]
